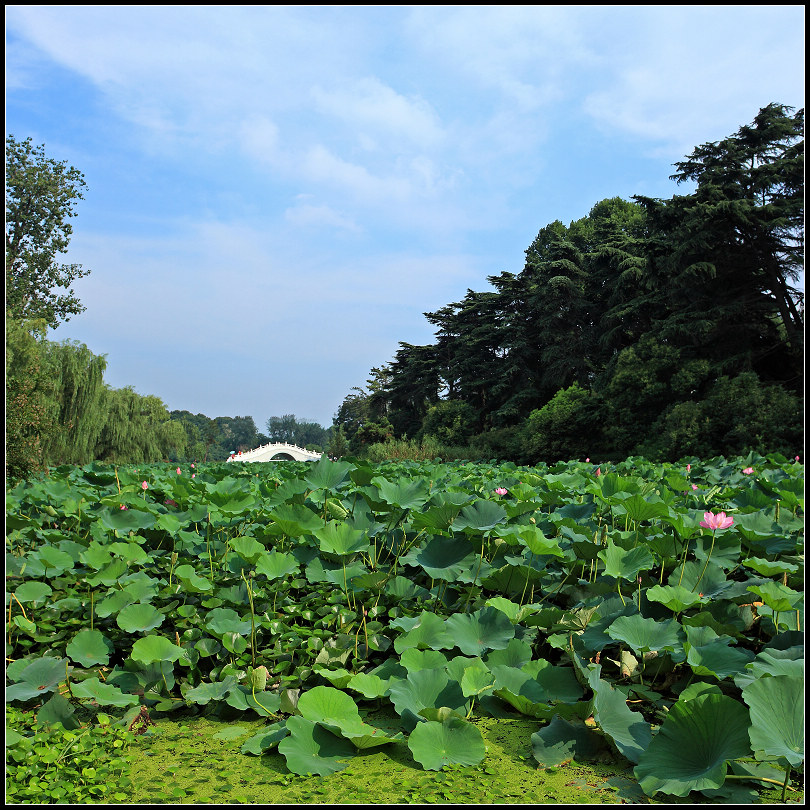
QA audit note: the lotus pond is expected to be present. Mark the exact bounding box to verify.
[5,452,805,803]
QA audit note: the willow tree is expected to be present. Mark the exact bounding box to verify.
[93,386,186,463]
[38,339,108,465]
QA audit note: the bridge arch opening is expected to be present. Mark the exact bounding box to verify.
[270,453,295,461]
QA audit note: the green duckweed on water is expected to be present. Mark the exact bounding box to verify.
[126,710,643,805]
[123,709,804,805]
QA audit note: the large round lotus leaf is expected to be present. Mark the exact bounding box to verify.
[387,668,467,721]
[742,675,804,767]
[36,693,80,730]
[313,521,370,557]
[229,536,266,563]
[297,686,366,736]
[746,581,803,613]
[130,634,186,665]
[225,686,281,716]
[597,540,655,582]
[31,545,75,577]
[411,501,467,533]
[254,550,298,580]
[415,536,487,583]
[184,676,238,705]
[451,499,507,533]
[106,541,149,565]
[278,716,355,776]
[460,664,495,698]
[120,572,159,601]
[589,671,651,765]
[532,714,609,767]
[645,584,704,613]
[742,556,799,577]
[444,606,515,656]
[204,607,252,636]
[346,672,389,699]
[686,638,755,680]
[513,526,563,557]
[97,506,156,533]
[484,637,533,669]
[615,493,670,524]
[733,649,804,690]
[383,575,431,601]
[407,716,486,770]
[13,581,53,605]
[304,457,353,490]
[371,476,431,510]
[394,611,454,654]
[343,725,405,750]
[173,564,212,592]
[79,542,112,570]
[607,614,684,657]
[95,589,137,618]
[6,656,71,702]
[70,677,139,708]
[268,503,325,537]
[66,629,114,667]
[633,693,752,797]
[400,648,450,672]
[241,722,289,755]
[116,602,165,633]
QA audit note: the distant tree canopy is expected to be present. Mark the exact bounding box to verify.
[335,103,804,463]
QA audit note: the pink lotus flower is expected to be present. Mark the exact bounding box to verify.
[191,463,195,468]
[177,467,181,474]
[585,458,590,463]
[192,473,195,478]
[691,484,698,491]
[494,487,508,496]
[686,464,691,473]
[120,504,128,510]
[141,481,148,491]
[795,456,800,462]
[742,467,753,475]
[164,498,178,507]
[700,511,734,531]
[595,467,601,477]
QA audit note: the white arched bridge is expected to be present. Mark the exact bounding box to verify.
[227,442,323,463]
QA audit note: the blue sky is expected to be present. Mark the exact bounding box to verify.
[6,5,804,432]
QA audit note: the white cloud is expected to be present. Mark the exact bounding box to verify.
[310,76,445,149]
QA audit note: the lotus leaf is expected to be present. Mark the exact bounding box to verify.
[407,716,486,770]
[531,714,608,767]
[253,550,299,581]
[607,614,685,657]
[66,629,114,667]
[6,656,71,702]
[598,540,655,582]
[13,580,53,605]
[278,715,355,776]
[633,693,752,797]
[130,634,186,665]
[444,606,515,656]
[241,722,289,755]
[205,607,252,636]
[742,675,804,766]
[394,611,454,653]
[70,677,139,707]
[116,603,165,633]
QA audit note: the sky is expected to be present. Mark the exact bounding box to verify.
[6,5,805,432]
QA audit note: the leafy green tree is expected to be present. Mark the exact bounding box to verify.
[523,382,602,463]
[5,318,53,479]
[633,103,804,389]
[265,414,328,449]
[6,136,90,327]
[93,387,186,463]
[420,400,476,447]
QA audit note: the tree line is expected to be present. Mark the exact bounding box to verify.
[332,104,804,463]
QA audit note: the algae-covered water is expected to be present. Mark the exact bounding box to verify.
[126,710,650,804]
